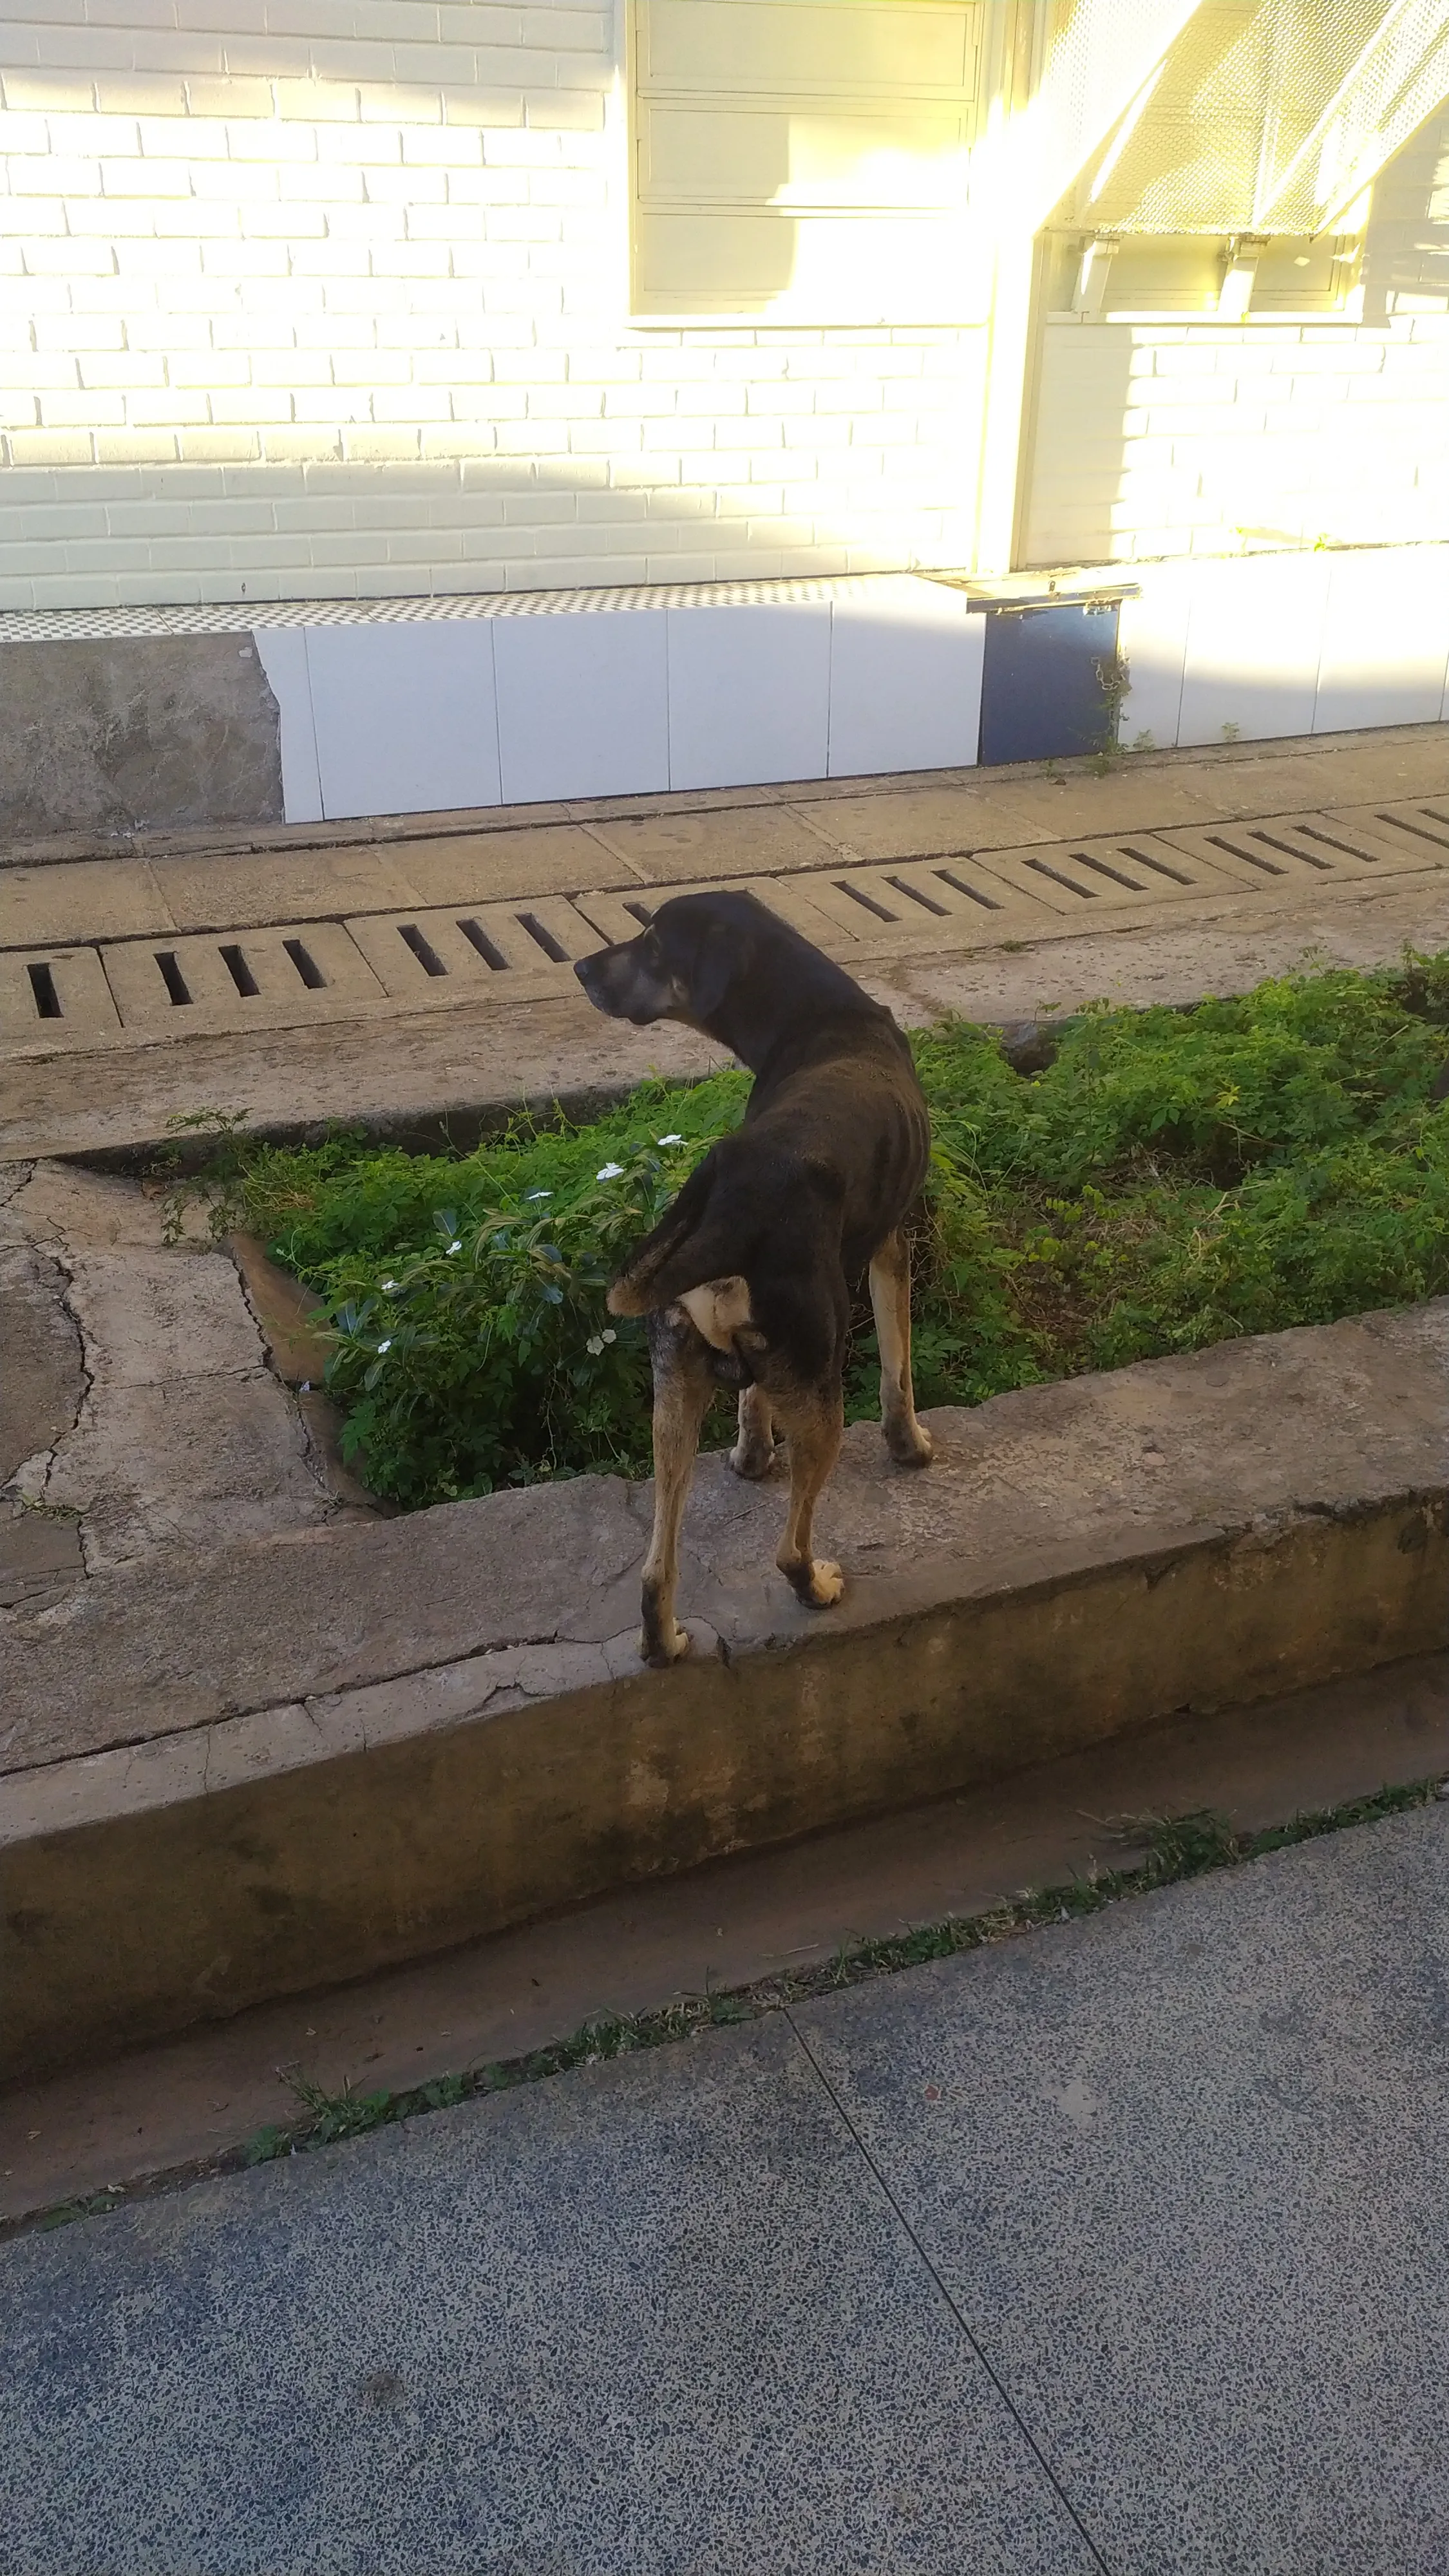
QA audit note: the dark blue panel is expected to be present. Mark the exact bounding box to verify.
[978,599,1121,766]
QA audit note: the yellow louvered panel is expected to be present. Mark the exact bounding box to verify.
[630,0,981,319]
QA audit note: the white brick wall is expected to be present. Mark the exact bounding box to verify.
[0,2,989,609]
[1024,107,1449,569]
[1024,314,1449,566]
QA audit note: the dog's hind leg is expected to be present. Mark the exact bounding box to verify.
[772,1381,845,1608]
[729,1382,776,1481]
[639,1311,714,1667]
[869,1228,933,1467]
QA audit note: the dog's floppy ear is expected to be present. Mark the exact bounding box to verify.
[685,916,737,1026]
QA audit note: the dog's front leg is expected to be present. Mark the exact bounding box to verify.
[772,1381,845,1608]
[639,1311,714,1667]
[869,1228,934,1467]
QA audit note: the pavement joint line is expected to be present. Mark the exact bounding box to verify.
[4,1776,1437,2248]
[784,2004,1117,2574]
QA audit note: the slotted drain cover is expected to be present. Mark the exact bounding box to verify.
[1330,801,1449,861]
[1157,810,1444,888]
[346,897,607,1005]
[6,795,1448,1059]
[574,864,1058,952]
[965,834,1245,916]
[99,921,386,1030]
[0,946,120,1048]
[775,861,1056,945]
[573,877,869,953]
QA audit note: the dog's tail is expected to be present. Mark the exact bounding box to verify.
[606,1157,736,1317]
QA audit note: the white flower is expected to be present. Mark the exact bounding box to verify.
[377,1338,392,1354]
[586,1334,604,1355]
[380,1278,399,1293]
[446,1239,462,1255]
[596,1162,624,1181]
[526,1189,551,1202]
[602,1327,616,1345]
[656,1133,685,1146]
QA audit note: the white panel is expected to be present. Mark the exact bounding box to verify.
[305,623,501,823]
[667,603,832,791]
[639,105,972,207]
[493,609,669,804]
[1115,566,1193,750]
[250,626,322,826]
[827,578,983,776]
[641,3,976,99]
[1314,546,1449,735]
[633,211,971,319]
[1177,554,1334,748]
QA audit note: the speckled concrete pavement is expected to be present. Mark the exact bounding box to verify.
[5,1803,1448,2574]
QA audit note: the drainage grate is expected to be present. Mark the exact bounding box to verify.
[6,796,1448,1059]
[574,862,1061,951]
[345,897,607,1004]
[1156,809,1444,889]
[100,922,386,1028]
[775,860,1059,944]
[571,877,867,951]
[1329,801,1449,861]
[0,945,120,1048]
[937,834,1241,918]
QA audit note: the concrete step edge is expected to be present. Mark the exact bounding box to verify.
[5,1301,1449,2082]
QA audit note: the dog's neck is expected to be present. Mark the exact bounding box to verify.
[697,972,876,1075]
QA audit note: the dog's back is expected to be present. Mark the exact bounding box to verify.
[600,896,930,1330]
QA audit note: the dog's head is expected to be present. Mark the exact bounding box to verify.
[574,889,774,1032]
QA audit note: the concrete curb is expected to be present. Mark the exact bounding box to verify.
[5,1304,1449,2081]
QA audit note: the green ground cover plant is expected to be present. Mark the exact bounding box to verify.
[178,954,1449,1510]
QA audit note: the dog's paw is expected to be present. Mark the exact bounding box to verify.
[640,1618,690,1668]
[887,1417,934,1467]
[728,1435,776,1481]
[786,1557,844,1609]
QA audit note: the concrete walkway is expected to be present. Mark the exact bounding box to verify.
[6,1803,1449,2574]
[6,720,1449,1162]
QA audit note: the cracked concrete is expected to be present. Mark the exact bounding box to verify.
[0,1203,86,1614]
[0,1162,358,1597]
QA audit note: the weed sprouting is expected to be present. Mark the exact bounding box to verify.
[167,954,1449,1508]
[279,2070,396,2144]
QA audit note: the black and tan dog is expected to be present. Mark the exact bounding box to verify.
[574,889,933,1668]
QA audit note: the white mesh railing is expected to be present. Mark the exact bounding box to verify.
[1054,0,1449,234]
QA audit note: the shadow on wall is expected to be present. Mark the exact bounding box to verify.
[1361,104,1449,319]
